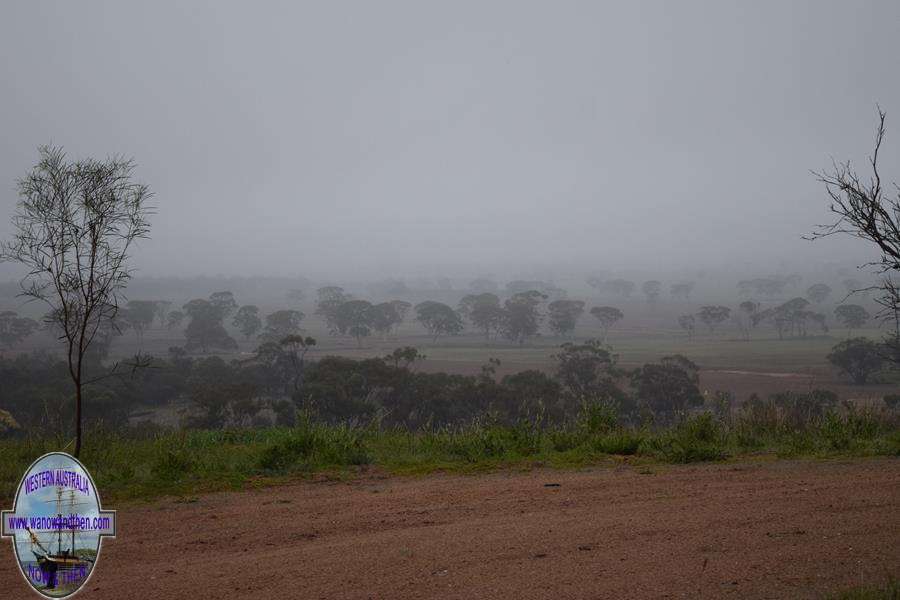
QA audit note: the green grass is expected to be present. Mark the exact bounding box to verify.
[1,409,897,505]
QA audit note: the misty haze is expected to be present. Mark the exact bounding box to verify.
[0,2,899,599]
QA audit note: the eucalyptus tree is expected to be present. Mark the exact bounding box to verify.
[696,305,731,334]
[547,299,585,337]
[122,300,157,341]
[233,305,263,339]
[315,286,349,334]
[806,283,832,304]
[183,298,237,353]
[834,304,870,337]
[458,293,504,340]
[415,301,463,342]
[261,309,304,342]
[502,291,546,344]
[153,300,172,328]
[338,300,375,346]
[677,314,696,340]
[590,306,623,342]
[0,311,40,348]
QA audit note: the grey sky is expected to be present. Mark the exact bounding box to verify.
[1,1,898,280]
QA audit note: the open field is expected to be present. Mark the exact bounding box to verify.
[70,309,900,404]
[2,458,896,599]
[5,294,897,406]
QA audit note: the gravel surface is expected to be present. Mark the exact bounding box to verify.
[2,458,898,599]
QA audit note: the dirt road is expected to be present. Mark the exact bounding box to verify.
[2,459,898,599]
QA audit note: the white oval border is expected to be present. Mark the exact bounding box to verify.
[2,452,116,599]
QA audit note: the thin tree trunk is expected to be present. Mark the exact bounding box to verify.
[74,379,82,457]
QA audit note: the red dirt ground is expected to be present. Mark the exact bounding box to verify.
[2,459,898,599]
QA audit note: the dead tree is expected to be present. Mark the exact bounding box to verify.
[810,108,900,360]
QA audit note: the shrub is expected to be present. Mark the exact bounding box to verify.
[591,430,644,455]
[258,424,370,472]
[151,449,194,481]
[577,400,619,434]
[642,413,727,463]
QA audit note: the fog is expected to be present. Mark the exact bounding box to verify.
[2,1,899,282]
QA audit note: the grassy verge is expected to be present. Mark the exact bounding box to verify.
[1,412,897,505]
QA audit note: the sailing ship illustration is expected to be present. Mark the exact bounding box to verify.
[23,487,94,592]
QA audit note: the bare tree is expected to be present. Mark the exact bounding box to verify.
[0,146,152,456]
[810,109,900,359]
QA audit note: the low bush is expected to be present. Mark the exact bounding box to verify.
[1,398,897,504]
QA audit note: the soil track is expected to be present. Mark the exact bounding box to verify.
[2,459,899,599]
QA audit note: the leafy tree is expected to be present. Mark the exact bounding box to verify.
[279,334,316,393]
[630,355,703,419]
[735,300,759,341]
[390,300,412,325]
[547,299,585,337]
[739,300,759,316]
[806,283,832,304]
[590,306,623,342]
[385,346,427,369]
[696,305,731,334]
[338,300,375,346]
[183,298,237,353]
[677,314,696,340]
[834,304,870,336]
[261,309,304,342]
[415,301,463,342]
[500,369,566,423]
[0,146,152,456]
[458,293,504,340]
[122,300,157,341]
[0,311,39,348]
[827,337,884,384]
[153,300,172,328]
[502,291,546,344]
[754,297,815,339]
[641,280,662,304]
[315,286,349,334]
[369,302,403,338]
[233,305,263,339]
[669,282,695,300]
[251,337,312,397]
[553,339,621,404]
[209,291,238,318]
[799,310,828,336]
[166,310,185,330]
